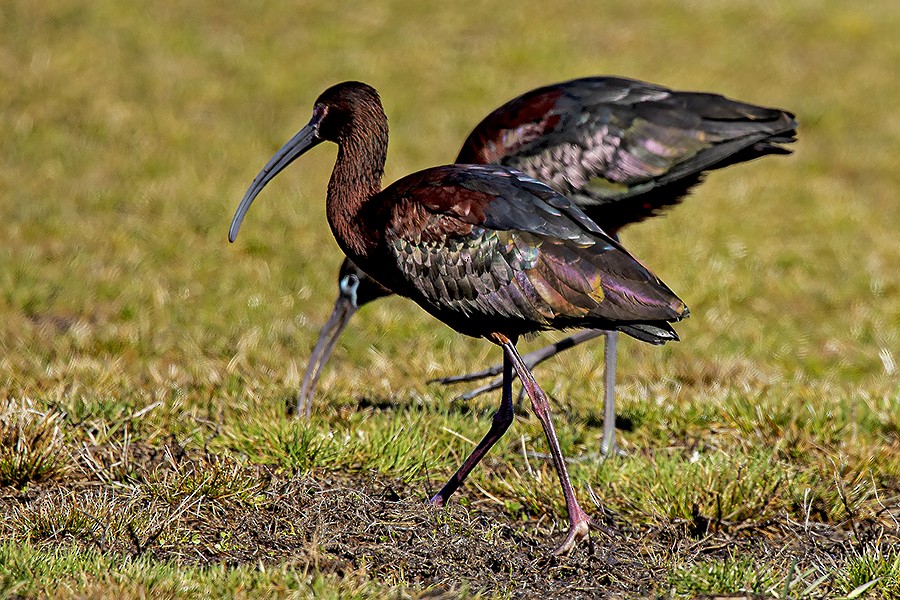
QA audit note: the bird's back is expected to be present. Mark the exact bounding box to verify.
[355,164,688,341]
[456,76,797,234]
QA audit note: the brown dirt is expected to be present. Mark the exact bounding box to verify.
[1,441,897,599]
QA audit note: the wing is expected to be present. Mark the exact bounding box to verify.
[380,165,687,337]
[457,76,797,234]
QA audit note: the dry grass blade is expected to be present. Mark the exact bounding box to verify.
[0,401,69,488]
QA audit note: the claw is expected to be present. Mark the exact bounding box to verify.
[552,510,593,556]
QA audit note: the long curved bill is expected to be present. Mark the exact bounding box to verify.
[229,110,325,243]
[296,293,358,417]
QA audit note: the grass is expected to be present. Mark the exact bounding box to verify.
[2,0,900,597]
[0,541,399,599]
[0,401,68,488]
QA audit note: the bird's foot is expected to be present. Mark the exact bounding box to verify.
[427,493,446,508]
[552,509,621,555]
[552,512,592,556]
[294,395,312,419]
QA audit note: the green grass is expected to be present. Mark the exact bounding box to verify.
[840,546,900,599]
[669,555,783,597]
[2,0,900,597]
[0,402,68,488]
[668,550,900,599]
[0,541,402,599]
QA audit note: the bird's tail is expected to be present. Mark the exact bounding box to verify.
[618,321,682,345]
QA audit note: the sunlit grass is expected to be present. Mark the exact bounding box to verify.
[0,401,68,488]
[0,541,402,600]
[839,546,900,600]
[669,555,783,597]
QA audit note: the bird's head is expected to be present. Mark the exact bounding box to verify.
[314,82,385,144]
[228,81,386,242]
[336,257,391,309]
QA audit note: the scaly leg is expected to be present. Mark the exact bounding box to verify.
[494,333,592,555]
[429,351,515,506]
[600,330,618,456]
[432,330,604,400]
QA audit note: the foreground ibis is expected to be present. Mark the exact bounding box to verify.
[229,81,689,553]
[296,77,797,454]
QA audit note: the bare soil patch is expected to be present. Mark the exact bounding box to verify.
[3,441,897,598]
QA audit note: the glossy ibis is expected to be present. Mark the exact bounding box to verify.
[228,81,688,553]
[296,76,797,454]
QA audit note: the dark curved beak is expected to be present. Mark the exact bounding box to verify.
[229,113,325,243]
[296,292,358,417]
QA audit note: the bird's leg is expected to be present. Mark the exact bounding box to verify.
[493,333,592,555]
[429,352,514,507]
[600,330,618,456]
[448,376,512,402]
[433,330,605,399]
[601,232,624,455]
[429,364,505,386]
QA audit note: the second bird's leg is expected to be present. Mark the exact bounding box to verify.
[600,330,618,456]
[429,354,515,507]
[434,329,605,401]
[494,334,592,555]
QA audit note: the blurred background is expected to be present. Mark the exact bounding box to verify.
[1,0,897,426]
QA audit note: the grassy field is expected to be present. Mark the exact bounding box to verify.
[2,0,899,597]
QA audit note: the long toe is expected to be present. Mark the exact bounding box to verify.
[587,515,619,539]
[552,517,592,556]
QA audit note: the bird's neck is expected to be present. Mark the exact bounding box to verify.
[326,125,388,261]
